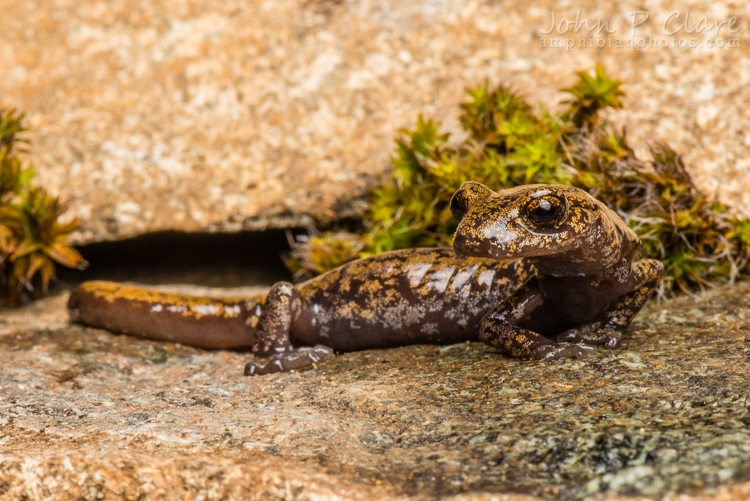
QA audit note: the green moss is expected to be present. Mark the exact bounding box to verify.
[286,64,750,294]
[0,110,87,305]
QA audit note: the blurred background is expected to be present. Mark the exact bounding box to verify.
[0,0,748,286]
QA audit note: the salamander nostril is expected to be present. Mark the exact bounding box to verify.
[450,193,466,221]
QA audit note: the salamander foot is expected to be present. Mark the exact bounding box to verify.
[531,343,596,360]
[557,327,622,349]
[244,345,333,376]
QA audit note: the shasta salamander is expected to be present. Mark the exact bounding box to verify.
[67,182,663,375]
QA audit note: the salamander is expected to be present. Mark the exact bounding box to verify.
[450,182,663,360]
[67,182,663,375]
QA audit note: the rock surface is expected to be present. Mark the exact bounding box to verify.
[0,0,749,243]
[1,282,750,500]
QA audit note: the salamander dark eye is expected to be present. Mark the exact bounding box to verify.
[533,199,557,222]
[522,191,568,229]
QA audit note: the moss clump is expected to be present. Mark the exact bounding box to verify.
[0,110,87,305]
[286,65,750,294]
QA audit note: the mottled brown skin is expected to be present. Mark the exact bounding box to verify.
[67,182,662,375]
[450,182,664,360]
[68,250,533,375]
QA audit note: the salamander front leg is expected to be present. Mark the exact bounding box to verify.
[557,259,664,348]
[480,283,595,360]
[244,282,333,376]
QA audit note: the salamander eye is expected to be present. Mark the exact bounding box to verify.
[533,199,557,222]
[523,192,568,229]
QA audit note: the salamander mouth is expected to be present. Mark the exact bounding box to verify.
[453,231,498,259]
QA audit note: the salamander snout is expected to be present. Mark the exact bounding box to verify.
[450,181,493,222]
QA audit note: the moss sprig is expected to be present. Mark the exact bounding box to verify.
[286,64,750,294]
[0,110,87,305]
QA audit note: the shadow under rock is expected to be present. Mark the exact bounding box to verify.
[54,229,296,291]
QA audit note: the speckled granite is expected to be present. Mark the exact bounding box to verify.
[1,281,750,500]
[0,0,748,243]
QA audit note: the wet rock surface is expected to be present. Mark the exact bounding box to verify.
[1,282,750,500]
[0,0,749,243]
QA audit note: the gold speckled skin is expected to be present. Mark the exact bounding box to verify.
[68,182,663,374]
[452,183,638,276]
[294,248,531,350]
[68,282,262,349]
[68,248,532,374]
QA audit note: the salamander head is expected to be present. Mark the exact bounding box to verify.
[451,182,637,275]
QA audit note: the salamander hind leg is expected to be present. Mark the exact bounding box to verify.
[244,282,333,376]
[557,259,664,349]
[481,283,595,360]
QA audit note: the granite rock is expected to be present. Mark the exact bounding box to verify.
[1,282,750,500]
[0,0,749,243]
